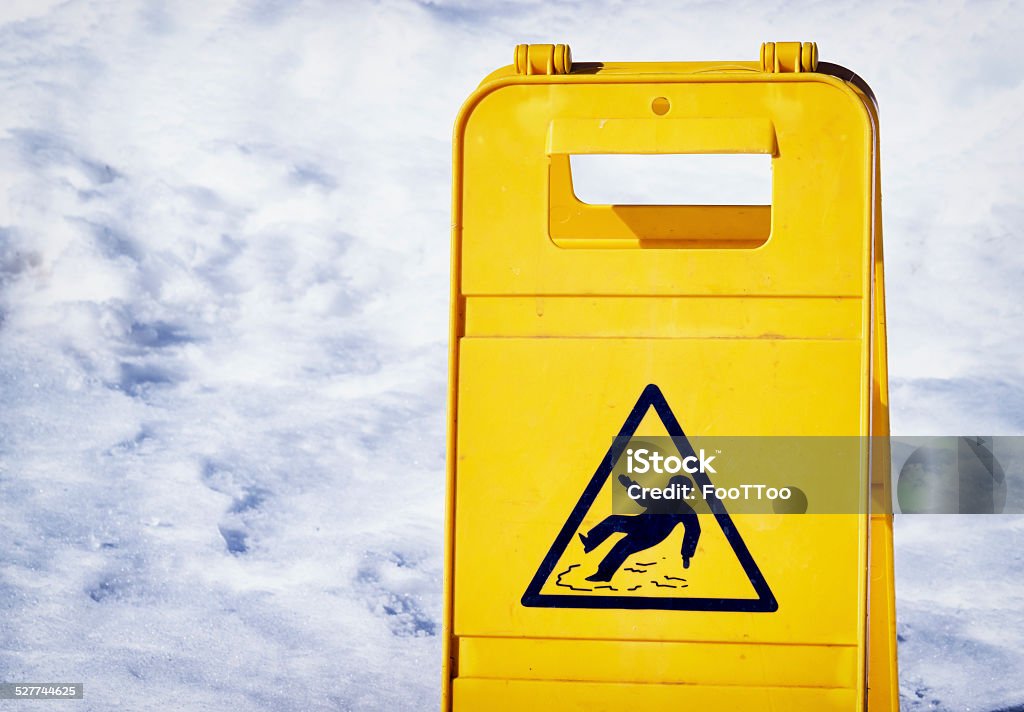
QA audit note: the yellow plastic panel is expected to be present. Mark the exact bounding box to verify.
[454,337,867,646]
[457,79,872,293]
[454,679,858,711]
[865,84,900,711]
[459,637,857,688]
[546,118,778,155]
[464,296,862,339]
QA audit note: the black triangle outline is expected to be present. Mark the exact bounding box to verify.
[521,384,778,612]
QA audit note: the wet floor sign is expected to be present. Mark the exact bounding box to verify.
[522,384,779,613]
[444,42,898,711]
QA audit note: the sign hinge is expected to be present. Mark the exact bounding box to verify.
[514,44,572,75]
[760,41,818,73]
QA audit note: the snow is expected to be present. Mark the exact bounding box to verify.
[0,1,1021,710]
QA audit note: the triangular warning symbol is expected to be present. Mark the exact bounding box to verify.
[522,384,778,612]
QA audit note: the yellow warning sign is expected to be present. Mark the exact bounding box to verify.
[524,384,776,611]
[444,40,898,712]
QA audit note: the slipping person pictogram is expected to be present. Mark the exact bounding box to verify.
[522,384,777,611]
[578,474,701,582]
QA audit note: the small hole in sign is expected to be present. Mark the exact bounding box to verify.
[651,97,670,115]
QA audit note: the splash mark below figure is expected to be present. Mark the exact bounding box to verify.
[578,474,701,582]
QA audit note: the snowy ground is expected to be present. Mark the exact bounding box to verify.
[0,1,1022,710]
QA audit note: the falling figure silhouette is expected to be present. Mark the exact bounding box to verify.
[578,474,701,582]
